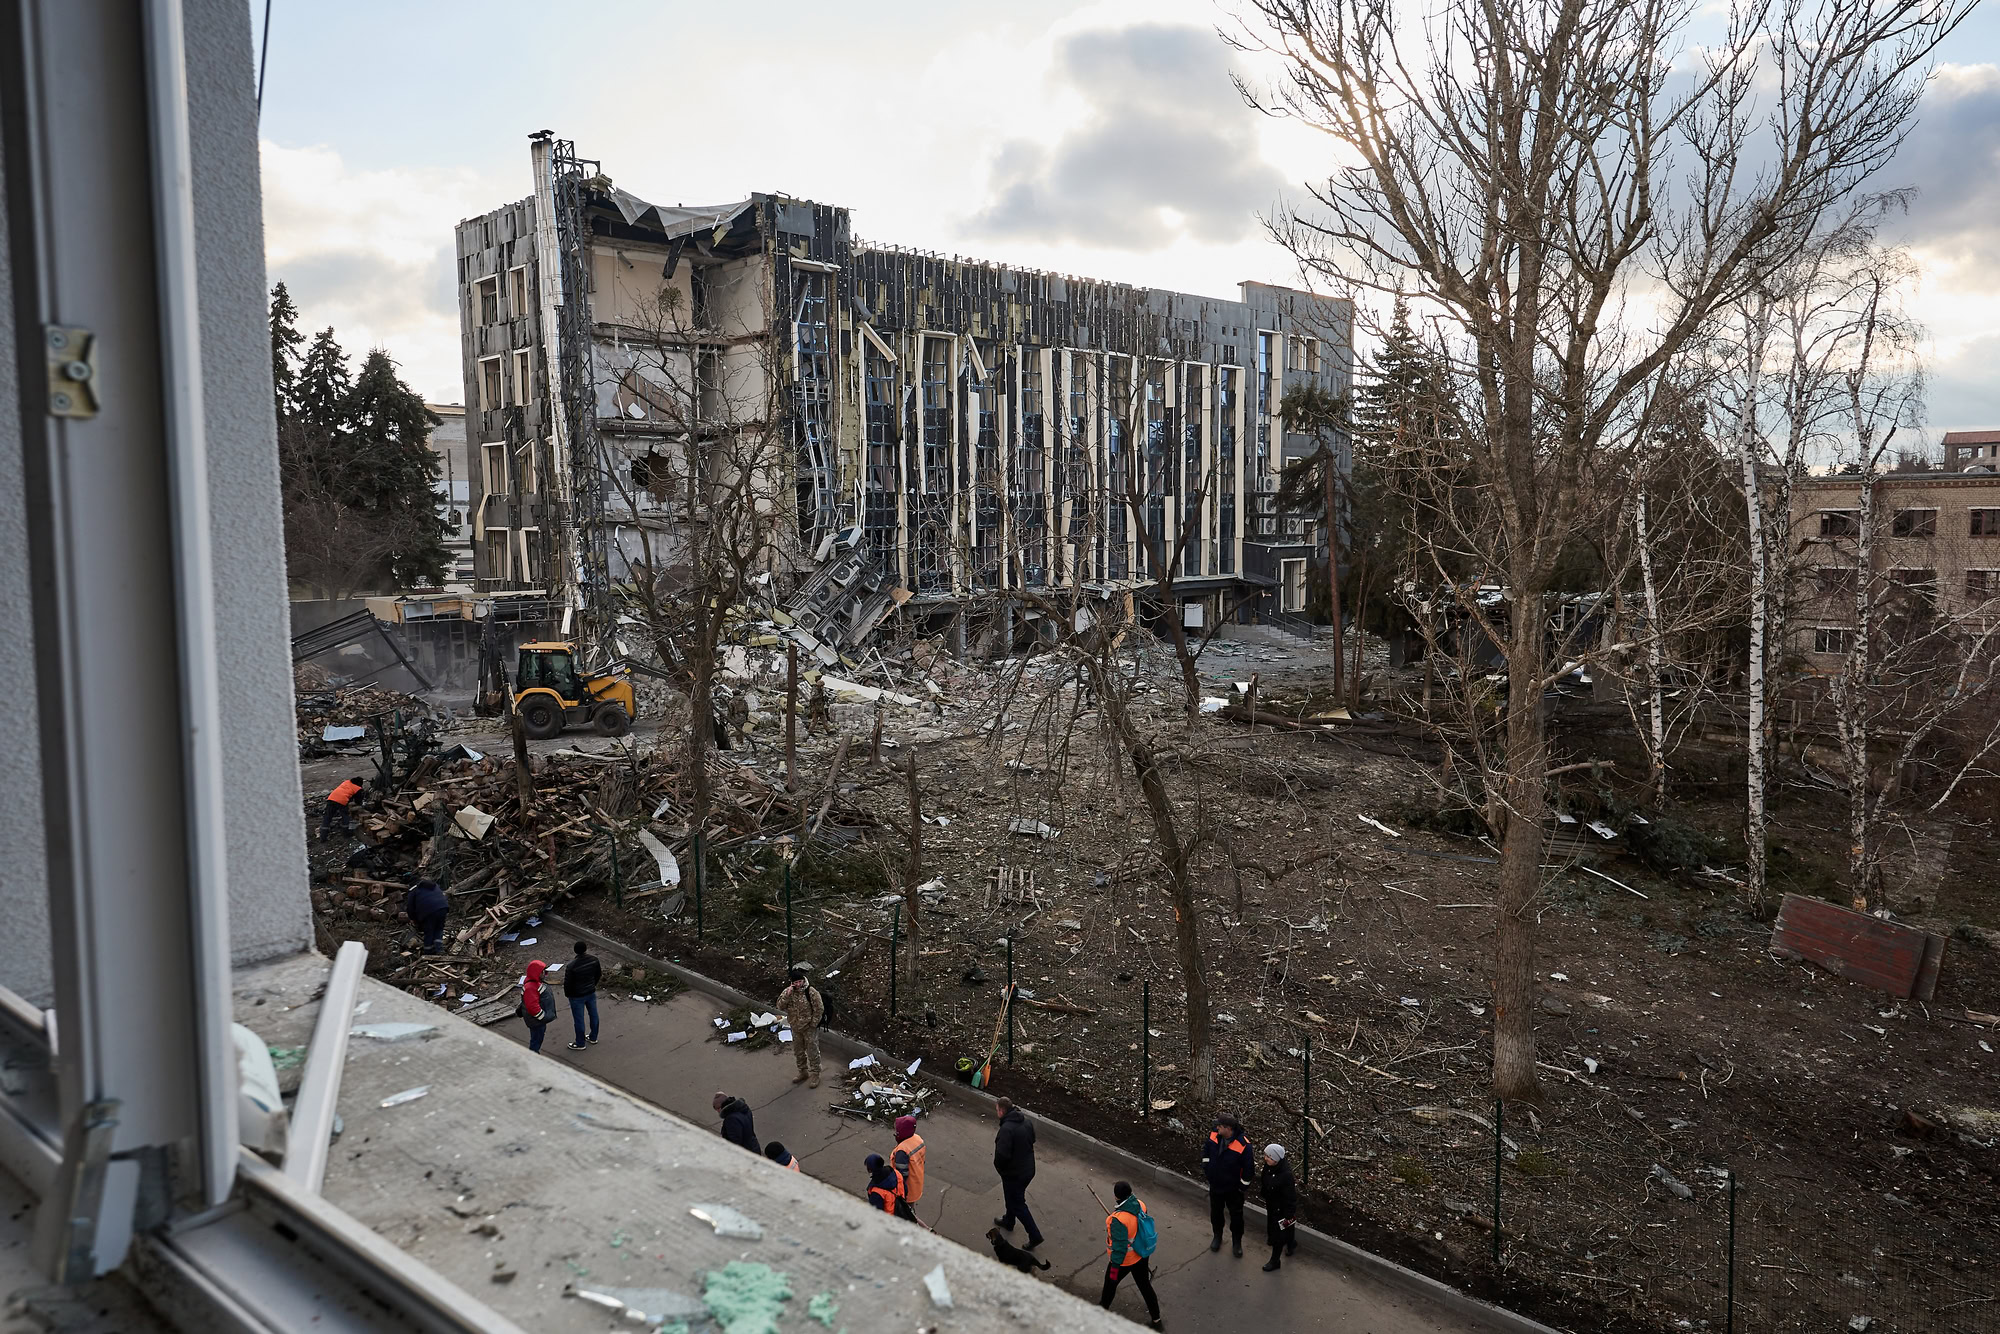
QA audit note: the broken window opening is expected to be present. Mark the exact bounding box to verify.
[478,276,499,325]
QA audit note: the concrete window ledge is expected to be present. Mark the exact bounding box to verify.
[230,952,1131,1333]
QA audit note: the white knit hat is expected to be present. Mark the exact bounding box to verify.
[1265,1143,1286,1161]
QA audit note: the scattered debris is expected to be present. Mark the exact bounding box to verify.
[922,1264,952,1309]
[378,1086,430,1108]
[689,1204,764,1240]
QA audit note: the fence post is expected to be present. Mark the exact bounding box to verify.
[889,908,899,1018]
[1726,1168,1737,1334]
[1142,980,1151,1117]
[607,827,623,910]
[1492,1097,1504,1274]
[1005,932,1015,1066]
[1302,1033,1312,1191]
[694,828,704,941]
[783,855,794,967]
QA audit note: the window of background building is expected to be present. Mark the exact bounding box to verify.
[478,276,498,325]
[1814,626,1853,654]
[1281,557,1307,613]
[513,350,532,406]
[482,442,508,496]
[480,356,502,412]
[1816,566,1858,598]
[1891,507,1937,538]
[518,440,538,494]
[1967,569,2000,602]
[507,266,528,316]
[519,529,541,583]
[1972,508,2000,536]
[485,528,510,580]
[1818,509,1860,538]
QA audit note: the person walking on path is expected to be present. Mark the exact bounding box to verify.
[402,879,447,955]
[517,960,556,1054]
[563,941,602,1050]
[776,966,825,1088]
[1259,1143,1299,1272]
[863,1153,913,1219]
[318,776,364,842]
[990,1097,1044,1248]
[1101,1180,1165,1330]
[713,1091,760,1154]
[892,1114,926,1209]
[1203,1113,1254,1256]
[764,1142,803,1173]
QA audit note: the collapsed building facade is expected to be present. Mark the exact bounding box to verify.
[455,133,1350,654]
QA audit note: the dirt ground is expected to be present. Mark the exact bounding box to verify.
[305,635,2000,1334]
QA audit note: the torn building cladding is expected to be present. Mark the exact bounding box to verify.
[456,133,1351,655]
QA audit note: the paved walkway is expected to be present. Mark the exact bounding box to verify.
[486,926,1491,1333]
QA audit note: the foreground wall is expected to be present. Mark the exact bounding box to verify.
[0,0,311,1005]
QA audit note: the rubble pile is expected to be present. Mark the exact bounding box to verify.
[312,742,878,961]
[296,679,440,752]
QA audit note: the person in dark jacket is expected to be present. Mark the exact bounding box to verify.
[517,960,556,1054]
[863,1153,908,1215]
[713,1091,759,1154]
[990,1097,1044,1248]
[1259,1143,1299,1270]
[1203,1113,1254,1256]
[563,940,602,1050]
[764,1142,803,1174]
[403,879,447,954]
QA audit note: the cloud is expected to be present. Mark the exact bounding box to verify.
[965,23,1286,250]
[1892,64,2000,269]
[260,141,498,401]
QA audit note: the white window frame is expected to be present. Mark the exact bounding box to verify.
[506,265,528,318]
[518,527,542,584]
[478,355,502,413]
[1280,557,1307,613]
[481,442,508,497]
[476,274,499,325]
[1813,625,1853,655]
[512,349,532,406]
[484,527,511,581]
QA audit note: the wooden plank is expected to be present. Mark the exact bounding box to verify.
[1769,894,1945,1000]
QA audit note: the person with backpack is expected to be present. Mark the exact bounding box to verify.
[1260,1143,1300,1271]
[1101,1179,1164,1330]
[516,960,556,1054]
[563,940,602,1050]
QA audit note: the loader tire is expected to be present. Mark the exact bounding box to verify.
[519,696,563,740]
[592,703,631,737]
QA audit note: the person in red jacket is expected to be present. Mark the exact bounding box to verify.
[318,776,365,842]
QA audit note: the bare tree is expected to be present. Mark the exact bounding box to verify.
[589,274,791,906]
[1235,0,1970,1100]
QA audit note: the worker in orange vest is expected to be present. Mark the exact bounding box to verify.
[1101,1180,1163,1329]
[318,776,365,843]
[863,1153,913,1220]
[1203,1113,1254,1256]
[892,1115,926,1209]
[764,1142,803,1173]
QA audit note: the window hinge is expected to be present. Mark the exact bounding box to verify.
[46,326,99,418]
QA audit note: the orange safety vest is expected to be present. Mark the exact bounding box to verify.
[895,1134,926,1203]
[866,1166,905,1213]
[1106,1196,1148,1267]
[328,779,362,805]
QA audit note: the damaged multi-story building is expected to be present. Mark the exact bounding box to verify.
[456,133,1350,653]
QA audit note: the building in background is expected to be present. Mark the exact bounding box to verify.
[454,135,1350,652]
[426,402,475,586]
[1791,456,2000,665]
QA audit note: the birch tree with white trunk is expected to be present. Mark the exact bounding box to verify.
[1235,0,1971,1101]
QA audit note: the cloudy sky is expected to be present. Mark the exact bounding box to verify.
[257,0,2000,434]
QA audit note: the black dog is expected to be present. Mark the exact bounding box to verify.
[986,1227,1050,1272]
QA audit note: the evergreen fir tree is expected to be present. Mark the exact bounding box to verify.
[295,326,353,447]
[269,282,304,418]
[345,349,447,588]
